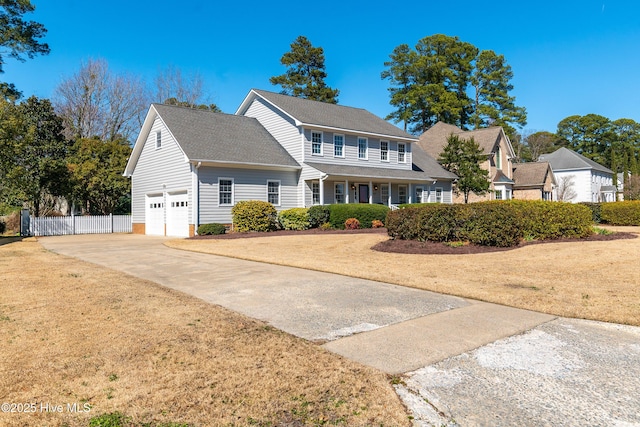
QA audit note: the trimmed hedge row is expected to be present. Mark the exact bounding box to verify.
[386,201,593,247]
[325,204,390,229]
[601,201,640,226]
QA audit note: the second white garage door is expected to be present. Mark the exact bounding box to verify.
[166,191,189,237]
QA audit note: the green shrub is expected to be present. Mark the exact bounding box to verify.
[580,202,602,223]
[308,205,330,228]
[387,201,593,247]
[461,202,524,247]
[231,200,278,232]
[344,218,360,229]
[600,201,640,225]
[509,200,593,239]
[327,204,389,229]
[197,223,226,235]
[278,208,310,230]
[320,222,333,230]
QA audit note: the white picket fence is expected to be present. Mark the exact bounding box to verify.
[30,214,132,236]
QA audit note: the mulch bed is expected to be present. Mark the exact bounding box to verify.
[189,227,637,255]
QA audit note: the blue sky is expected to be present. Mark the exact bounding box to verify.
[3,0,640,134]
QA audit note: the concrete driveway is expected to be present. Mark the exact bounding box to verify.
[40,234,640,426]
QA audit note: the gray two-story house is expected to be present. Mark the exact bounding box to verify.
[124,89,456,236]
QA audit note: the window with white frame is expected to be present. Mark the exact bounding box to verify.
[380,141,389,161]
[155,131,162,149]
[335,183,345,204]
[358,137,368,160]
[312,182,320,204]
[415,187,424,203]
[312,131,322,155]
[398,185,407,204]
[495,189,503,200]
[435,188,443,203]
[219,178,233,206]
[334,134,344,157]
[398,143,406,163]
[267,180,280,205]
[380,184,389,205]
[495,146,502,169]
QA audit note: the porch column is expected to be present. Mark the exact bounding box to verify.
[369,180,373,204]
[388,182,392,206]
[345,179,349,203]
[408,183,412,203]
[319,179,325,205]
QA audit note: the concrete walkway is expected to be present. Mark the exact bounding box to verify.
[39,234,640,426]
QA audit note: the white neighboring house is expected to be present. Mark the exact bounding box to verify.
[538,147,615,203]
[124,89,457,237]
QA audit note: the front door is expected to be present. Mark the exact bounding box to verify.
[358,184,369,203]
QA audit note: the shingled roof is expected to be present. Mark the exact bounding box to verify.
[417,122,504,158]
[411,145,458,180]
[156,104,299,167]
[538,147,613,174]
[512,162,554,187]
[241,89,416,141]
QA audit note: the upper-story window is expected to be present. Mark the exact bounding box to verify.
[312,131,323,155]
[380,141,389,162]
[358,137,368,160]
[155,131,162,149]
[495,146,502,169]
[334,134,344,157]
[398,143,406,163]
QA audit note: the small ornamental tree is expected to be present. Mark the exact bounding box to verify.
[438,134,489,203]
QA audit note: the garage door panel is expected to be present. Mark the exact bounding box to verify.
[145,194,164,236]
[166,192,189,237]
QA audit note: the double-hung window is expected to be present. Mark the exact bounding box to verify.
[398,143,406,163]
[380,141,389,162]
[358,137,368,160]
[312,131,322,155]
[435,188,443,203]
[155,131,162,149]
[267,180,280,205]
[219,178,233,206]
[398,185,407,204]
[334,134,344,157]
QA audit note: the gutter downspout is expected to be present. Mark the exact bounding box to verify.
[194,162,201,235]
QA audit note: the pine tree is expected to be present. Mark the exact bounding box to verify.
[270,36,339,104]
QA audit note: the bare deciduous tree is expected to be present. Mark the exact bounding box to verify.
[54,58,149,142]
[154,65,205,107]
[557,175,577,202]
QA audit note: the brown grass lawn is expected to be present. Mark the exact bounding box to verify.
[0,240,410,427]
[167,226,640,327]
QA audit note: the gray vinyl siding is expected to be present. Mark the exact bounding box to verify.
[243,97,303,163]
[131,117,192,224]
[304,128,413,170]
[198,166,299,224]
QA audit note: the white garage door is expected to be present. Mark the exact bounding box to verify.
[166,191,189,237]
[145,194,164,236]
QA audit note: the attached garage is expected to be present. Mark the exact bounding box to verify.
[145,194,164,236]
[166,191,190,237]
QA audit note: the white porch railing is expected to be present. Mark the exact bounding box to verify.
[29,214,132,236]
[390,204,400,211]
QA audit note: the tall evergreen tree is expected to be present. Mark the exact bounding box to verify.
[0,0,49,73]
[438,134,489,203]
[270,36,339,104]
[471,50,527,137]
[382,35,526,136]
[556,114,614,167]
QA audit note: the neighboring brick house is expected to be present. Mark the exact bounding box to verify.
[512,162,555,200]
[417,122,516,203]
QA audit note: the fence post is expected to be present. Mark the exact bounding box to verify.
[110,213,113,233]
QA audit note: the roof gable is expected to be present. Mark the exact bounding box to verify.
[417,121,513,159]
[512,161,555,187]
[237,89,416,141]
[538,147,613,175]
[124,104,299,176]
